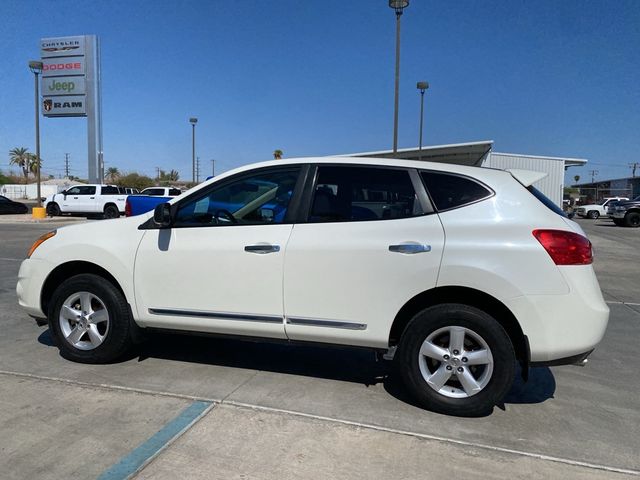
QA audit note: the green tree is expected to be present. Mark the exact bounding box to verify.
[28,153,41,175]
[106,166,120,183]
[9,147,33,184]
[114,172,155,190]
[573,175,580,184]
[273,149,283,160]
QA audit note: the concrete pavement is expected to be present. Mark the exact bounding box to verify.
[0,218,638,479]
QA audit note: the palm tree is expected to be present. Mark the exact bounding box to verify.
[573,175,580,185]
[168,169,180,181]
[9,147,31,184]
[28,153,41,175]
[106,167,120,183]
[273,149,283,160]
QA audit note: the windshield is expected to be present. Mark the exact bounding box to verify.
[527,186,567,217]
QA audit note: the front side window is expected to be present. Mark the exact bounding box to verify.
[308,166,423,223]
[174,168,299,227]
[420,171,492,211]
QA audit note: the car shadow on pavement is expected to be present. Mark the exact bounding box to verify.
[37,328,555,413]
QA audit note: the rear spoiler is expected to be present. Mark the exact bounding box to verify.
[506,169,548,187]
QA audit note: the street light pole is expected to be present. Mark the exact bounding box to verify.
[189,117,198,183]
[29,61,43,208]
[389,0,409,157]
[417,81,429,160]
[211,159,215,177]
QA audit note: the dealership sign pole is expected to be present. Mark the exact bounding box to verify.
[40,35,103,183]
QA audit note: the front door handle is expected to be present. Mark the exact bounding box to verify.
[389,243,431,254]
[90,197,95,199]
[244,244,280,254]
[73,196,79,199]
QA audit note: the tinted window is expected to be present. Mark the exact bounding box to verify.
[102,186,120,195]
[168,188,182,196]
[143,188,165,196]
[67,186,96,195]
[308,166,422,222]
[421,172,491,211]
[0,196,8,203]
[174,168,299,227]
[527,186,567,217]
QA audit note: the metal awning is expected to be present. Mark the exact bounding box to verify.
[344,140,494,166]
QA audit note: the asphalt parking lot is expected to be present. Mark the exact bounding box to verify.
[0,218,638,479]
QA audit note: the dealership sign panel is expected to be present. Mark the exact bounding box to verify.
[40,36,87,117]
[42,76,86,95]
[43,96,86,116]
[41,36,85,57]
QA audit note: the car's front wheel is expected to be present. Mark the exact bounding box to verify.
[48,274,135,363]
[587,210,599,219]
[397,303,515,416]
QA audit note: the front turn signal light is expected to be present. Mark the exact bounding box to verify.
[27,230,56,258]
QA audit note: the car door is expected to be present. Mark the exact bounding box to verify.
[133,165,304,340]
[283,164,445,348]
[61,185,97,212]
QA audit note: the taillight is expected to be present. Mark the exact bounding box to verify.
[125,199,132,217]
[532,229,593,265]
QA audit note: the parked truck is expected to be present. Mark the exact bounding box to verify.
[45,185,126,219]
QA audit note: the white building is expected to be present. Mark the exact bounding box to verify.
[0,178,83,200]
[347,140,587,207]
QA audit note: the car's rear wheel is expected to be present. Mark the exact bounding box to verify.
[397,303,516,416]
[46,202,60,216]
[587,210,599,219]
[104,204,119,219]
[48,274,135,363]
[624,212,640,228]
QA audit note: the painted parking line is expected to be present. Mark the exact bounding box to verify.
[97,400,214,480]
[606,301,640,306]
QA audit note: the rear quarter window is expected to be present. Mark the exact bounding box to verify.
[420,171,492,211]
[527,185,567,217]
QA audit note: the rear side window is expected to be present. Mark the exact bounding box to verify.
[143,188,165,196]
[308,166,423,222]
[101,186,119,195]
[421,172,492,211]
[527,185,567,217]
[168,188,182,196]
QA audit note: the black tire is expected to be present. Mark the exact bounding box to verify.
[46,202,61,217]
[624,211,640,228]
[397,303,516,416]
[47,274,135,363]
[587,210,599,219]
[104,204,119,219]
[612,218,625,227]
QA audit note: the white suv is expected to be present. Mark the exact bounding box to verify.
[17,157,609,416]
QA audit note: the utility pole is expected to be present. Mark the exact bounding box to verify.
[211,159,215,177]
[196,156,200,182]
[64,153,70,178]
[629,163,639,178]
[589,170,599,183]
[155,166,161,182]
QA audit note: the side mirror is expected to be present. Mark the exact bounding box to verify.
[153,203,173,228]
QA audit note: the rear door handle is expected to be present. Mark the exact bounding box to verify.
[389,243,431,254]
[245,244,280,254]
[90,197,95,199]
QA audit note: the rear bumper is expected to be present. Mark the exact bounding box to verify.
[505,266,609,363]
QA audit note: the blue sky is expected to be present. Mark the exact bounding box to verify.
[1,0,638,184]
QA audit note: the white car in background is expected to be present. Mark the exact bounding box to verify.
[44,184,126,219]
[17,157,609,416]
[574,197,629,219]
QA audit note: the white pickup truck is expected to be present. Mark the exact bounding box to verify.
[574,197,629,219]
[45,185,126,219]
